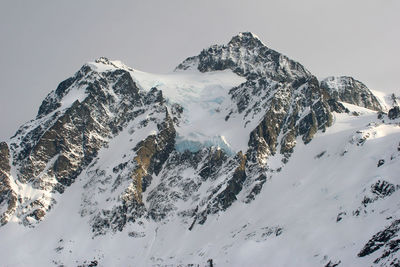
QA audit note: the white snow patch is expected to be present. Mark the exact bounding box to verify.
[130,69,248,153]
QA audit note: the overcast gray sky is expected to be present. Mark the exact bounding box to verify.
[1,0,399,140]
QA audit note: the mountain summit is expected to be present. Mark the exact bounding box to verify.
[177,32,311,81]
[0,33,399,266]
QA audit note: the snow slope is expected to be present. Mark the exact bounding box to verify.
[0,101,399,267]
[130,69,248,153]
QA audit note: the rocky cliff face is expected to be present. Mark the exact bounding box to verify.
[3,58,177,226]
[321,76,382,111]
[0,33,398,267]
[0,142,17,225]
[388,106,400,120]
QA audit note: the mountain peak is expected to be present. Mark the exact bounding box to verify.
[321,76,382,111]
[94,56,111,64]
[228,32,264,48]
[176,32,310,80]
[88,57,133,73]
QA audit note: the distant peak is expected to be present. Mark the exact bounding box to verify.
[90,57,133,72]
[95,57,111,64]
[321,76,383,111]
[238,32,260,39]
[228,32,264,48]
[322,76,367,89]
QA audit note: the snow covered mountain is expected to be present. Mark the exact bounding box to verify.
[1,32,400,266]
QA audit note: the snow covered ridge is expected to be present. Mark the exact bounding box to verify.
[0,32,400,266]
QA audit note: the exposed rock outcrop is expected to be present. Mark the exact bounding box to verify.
[7,64,151,225]
[388,106,400,120]
[321,76,382,111]
[0,142,17,225]
[358,220,400,266]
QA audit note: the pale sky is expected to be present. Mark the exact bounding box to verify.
[0,0,399,140]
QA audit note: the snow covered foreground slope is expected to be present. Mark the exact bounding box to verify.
[1,32,400,266]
